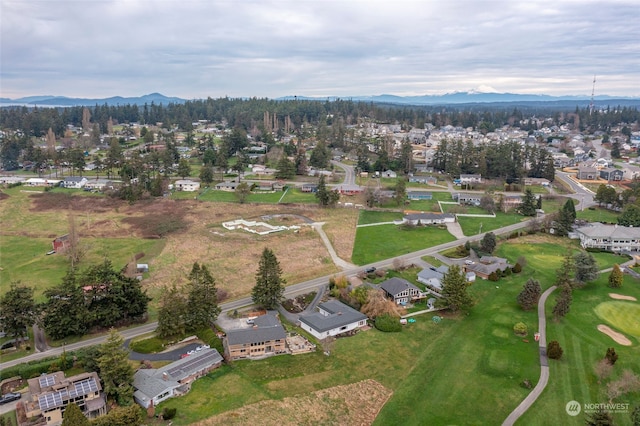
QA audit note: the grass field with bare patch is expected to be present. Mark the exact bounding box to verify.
[0,189,359,302]
[193,380,392,426]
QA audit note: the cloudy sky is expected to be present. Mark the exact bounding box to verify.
[1,0,639,99]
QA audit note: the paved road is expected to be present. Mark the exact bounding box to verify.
[555,171,595,210]
[502,285,557,426]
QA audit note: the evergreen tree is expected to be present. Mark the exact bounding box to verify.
[199,165,214,185]
[252,248,286,310]
[441,265,474,313]
[295,147,308,175]
[62,403,90,426]
[574,251,599,285]
[394,178,406,206]
[608,264,623,288]
[275,156,295,179]
[480,232,497,254]
[309,141,330,168]
[547,340,563,359]
[605,347,619,365]
[618,204,640,227]
[552,284,572,320]
[519,189,537,216]
[91,405,144,426]
[177,158,191,178]
[0,282,37,344]
[235,181,251,204]
[517,278,541,310]
[42,269,89,339]
[185,262,221,331]
[97,329,134,405]
[315,175,340,207]
[631,405,640,426]
[156,285,188,339]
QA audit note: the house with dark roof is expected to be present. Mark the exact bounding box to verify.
[463,256,511,279]
[298,300,368,340]
[454,192,482,206]
[224,314,287,360]
[599,168,623,182]
[402,212,455,225]
[133,348,223,408]
[576,164,598,180]
[215,179,239,191]
[25,371,106,425]
[417,266,449,291]
[379,277,423,305]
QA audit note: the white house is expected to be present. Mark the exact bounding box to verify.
[174,179,200,192]
[62,176,88,189]
[0,176,25,185]
[298,300,368,340]
[460,174,482,184]
[417,266,449,291]
[25,178,61,187]
[574,224,640,252]
[402,212,455,225]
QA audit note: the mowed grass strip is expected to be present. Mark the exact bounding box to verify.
[351,224,455,265]
[594,301,640,338]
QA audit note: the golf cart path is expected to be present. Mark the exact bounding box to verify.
[502,285,557,426]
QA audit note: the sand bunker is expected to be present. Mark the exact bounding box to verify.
[609,293,638,301]
[597,324,632,346]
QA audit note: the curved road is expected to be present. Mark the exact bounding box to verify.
[502,285,557,426]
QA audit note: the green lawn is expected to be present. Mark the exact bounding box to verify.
[0,236,164,300]
[194,189,284,203]
[458,211,528,236]
[279,188,317,204]
[351,224,456,265]
[577,207,620,224]
[357,210,403,225]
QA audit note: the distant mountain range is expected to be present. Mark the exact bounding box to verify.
[1,91,639,107]
[0,93,185,107]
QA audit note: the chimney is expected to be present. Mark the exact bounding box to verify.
[162,372,169,381]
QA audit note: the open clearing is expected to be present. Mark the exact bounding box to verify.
[194,380,392,426]
[0,189,358,302]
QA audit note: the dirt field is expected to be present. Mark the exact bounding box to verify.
[193,379,393,426]
[1,191,359,300]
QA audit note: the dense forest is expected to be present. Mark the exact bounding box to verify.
[1,97,638,138]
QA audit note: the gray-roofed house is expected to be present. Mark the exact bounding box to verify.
[417,266,449,291]
[599,168,623,182]
[133,348,223,408]
[298,300,368,340]
[574,223,640,252]
[576,164,598,180]
[464,256,512,279]
[379,277,423,305]
[454,192,482,206]
[402,212,455,225]
[224,314,287,360]
[62,176,88,189]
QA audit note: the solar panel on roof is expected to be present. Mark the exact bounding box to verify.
[70,378,98,398]
[165,350,220,378]
[38,389,67,411]
[39,375,56,388]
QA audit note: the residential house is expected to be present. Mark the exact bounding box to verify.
[25,371,106,425]
[454,192,482,206]
[299,300,368,340]
[25,178,61,187]
[501,195,523,212]
[417,266,449,291]
[576,164,598,180]
[52,234,70,252]
[459,174,482,184]
[224,314,287,360]
[464,256,512,279]
[574,224,640,252]
[174,179,200,192]
[379,277,423,305]
[0,176,25,185]
[215,180,239,191]
[407,191,433,200]
[336,184,363,195]
[523,177,550,186]
[62,176,88,189]
[300,183,318,193]
[599,168,624,182]
[133,348,223,409]
[402,212,455,225]
[408,176,437,185]
[83,179,119,191]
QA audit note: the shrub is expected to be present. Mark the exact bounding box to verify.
[374,314,402,332]
[605,347,619,365]
[547,340,563,360]
[488,271,499,281]
[512,263,522,273]
[162,407,177,420]
[513,322,528,336]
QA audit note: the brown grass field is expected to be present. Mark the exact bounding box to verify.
[193,379,393,426]
[0,190,359,301]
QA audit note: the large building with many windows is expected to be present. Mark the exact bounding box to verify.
[574,224,640,252]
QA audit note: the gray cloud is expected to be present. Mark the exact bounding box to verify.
[1,0,639,99]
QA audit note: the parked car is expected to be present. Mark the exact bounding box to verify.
[0,392,21,405]
[364,267,376,274]
[465,260,475,265]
